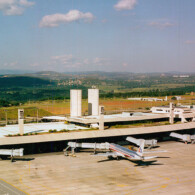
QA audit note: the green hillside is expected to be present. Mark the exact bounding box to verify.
[0,76,51,88]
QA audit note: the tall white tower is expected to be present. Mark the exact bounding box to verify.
[99,105,104,130]
[70,89,82,117]
[88,89,99,116]
[169,102,174,124]
[18,109,24,135]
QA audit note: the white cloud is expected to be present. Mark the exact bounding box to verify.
[83,58,89,65]
[148,21,175,29]
[30,62,39,67]
[185,40,195,44]
[114,0,137,11]
[93,57,108,66]
[4,5,23,16]
[19,0,35,7]
[0,0,34,15]
[51,54,74,65]
[50,54,109,69]
[3,61,18,67]
[123,62,128,67]
[39,10,95,28]
[101,19,107,23]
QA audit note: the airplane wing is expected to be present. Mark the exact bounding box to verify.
[170,132,183,139]
[93,152,124,157]
[191,135,195,139]
[126,136,143,146]
[144,150,167,154]
[143,156,158,160]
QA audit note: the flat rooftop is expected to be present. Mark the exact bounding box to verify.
[67,112,170,124]
[0,122,88,138]
[0,141,194,194]
[0,122,195,146]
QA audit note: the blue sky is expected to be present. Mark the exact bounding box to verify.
[0,0,195,73]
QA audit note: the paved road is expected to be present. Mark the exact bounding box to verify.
[0,179,27,195]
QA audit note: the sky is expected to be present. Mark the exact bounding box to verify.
[0,0,195,73]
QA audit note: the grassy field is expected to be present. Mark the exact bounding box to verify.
[0,94,194,122]
[0,107,52,121]
[22,94,195,115]
[20,99,166,115]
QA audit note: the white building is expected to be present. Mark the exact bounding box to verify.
[175,96,182,100]
[151,106,191,114]
[128,97,164,102]
[70,89,82,117]
[88,89,99,116]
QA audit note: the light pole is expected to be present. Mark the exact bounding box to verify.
[4,109,7,126]
[37,108,38,123]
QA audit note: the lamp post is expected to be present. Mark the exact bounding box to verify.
[37,108,39,123]
[4,109,7,126]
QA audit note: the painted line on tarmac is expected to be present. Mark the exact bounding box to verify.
[0,178,28,195]
[124,178,195,195]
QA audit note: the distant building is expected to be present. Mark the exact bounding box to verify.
[127,98,142,101]
[175,96,182,100]
[173,75,189,78]
[180,75,189,78]
[151,106,192,114]
[179,105,195,110]
[128,97,165,102]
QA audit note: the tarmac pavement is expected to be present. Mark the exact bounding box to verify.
[0,141,194,195]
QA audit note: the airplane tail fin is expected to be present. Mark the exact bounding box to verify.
[137,140,145,157]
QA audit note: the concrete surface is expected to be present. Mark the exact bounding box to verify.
[66,113,169,124]
[0,122,88,138]
[1,122,195,146]
[0,141,194,195]
[0,178,27,195]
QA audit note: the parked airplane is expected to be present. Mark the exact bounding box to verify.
[170,132,195,144]
[65,140,157,161]
[126,136,157,149]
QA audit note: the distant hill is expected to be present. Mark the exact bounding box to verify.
[0,69,34,75]
[23,71,72,80]
[30,71,135,80]
[1,70,195,82]
[0,76,52,88]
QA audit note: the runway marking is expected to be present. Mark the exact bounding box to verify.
[39,184,62,195]
[116,183,128,188]
[158,174,170,181]
[15,171,31,189]
[0,177,28,195]
[28,161,30,174]
[152,184,168,192]
[124,178,195,195]
[15,169,61,195]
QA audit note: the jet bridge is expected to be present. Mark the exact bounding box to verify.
[126,136,157,149]
[0,148,24,161]
[64,142,110,156]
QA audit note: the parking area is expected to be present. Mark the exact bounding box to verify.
[0,141,194,195]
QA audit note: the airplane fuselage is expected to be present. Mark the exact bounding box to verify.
[109,143,143,160]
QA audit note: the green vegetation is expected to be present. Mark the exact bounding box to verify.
[0,73,194,107]
[110,120,178,129]
[0,107,52,120]
[0,76,51,87]
[49,129,57,133]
